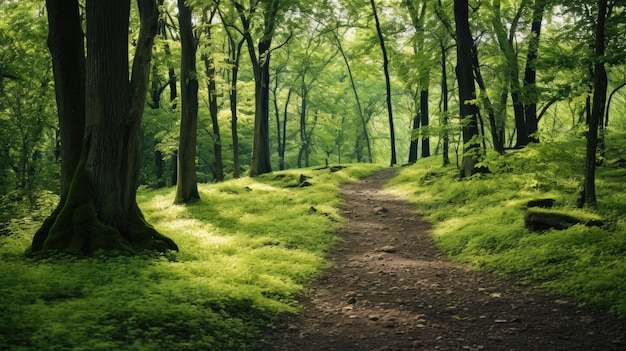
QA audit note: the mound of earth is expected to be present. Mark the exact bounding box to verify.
[259,168,626,351]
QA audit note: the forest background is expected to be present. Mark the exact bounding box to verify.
[1,0,624,206]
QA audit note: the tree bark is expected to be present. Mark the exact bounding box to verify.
[32,0,86,251]
[174,0,200,203]
[454,0,481,178]
[34,0,177,254]
[370,0,397,166]
[580,0,608,207]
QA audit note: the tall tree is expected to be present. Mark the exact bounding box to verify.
[234,0,281,176]
[33,0,177,253]
[405,0,431,161]
[454,0,481,177]
[202,6,224,182]
[219,6,245,178]
[369,0,397,166]
[523,0,547,143]
[491,0,529,148]
[175,0,201,204]
[580,0,609,207]
[330,25,373,163]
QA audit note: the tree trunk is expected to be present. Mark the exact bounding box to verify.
[408,108,420,163]
[298,76,309,169]
[420,89,430,158]
[332,27,372,163]
[203,8,224,182]
[174,0,200,204]
[440,43,451,166]
[455,0,481,178]
[224,28,244,179]
[370,0,397,166]
[44,0,85,199]
[34,0,177,254]
[243,0,280,177]
[523,0,545,143]
[471,44,505,154]
[580,0,608,208]
[492,0,528,148]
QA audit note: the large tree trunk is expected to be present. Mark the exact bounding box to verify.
[32,0,86,250]
[454,0,481,178]
[370,0,397,166]
[580,0,608,207]
[175,0,200,203]
[34,0,177,254]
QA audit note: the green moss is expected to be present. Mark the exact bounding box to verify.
[388,133,626,318]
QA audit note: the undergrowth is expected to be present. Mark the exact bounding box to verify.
[0,164,383,351]
[388,132,626,318]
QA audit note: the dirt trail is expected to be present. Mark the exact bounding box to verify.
[259,168,626,351]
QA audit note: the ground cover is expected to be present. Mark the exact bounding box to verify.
[387,133,626,318]
[0,164,383,351]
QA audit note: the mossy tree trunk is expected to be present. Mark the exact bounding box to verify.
[33,0,178,254]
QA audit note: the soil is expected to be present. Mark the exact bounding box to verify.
[258,168,626,351]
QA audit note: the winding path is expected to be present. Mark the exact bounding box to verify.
[260,168,626,351]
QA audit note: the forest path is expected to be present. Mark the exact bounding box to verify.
[259,168,625,351]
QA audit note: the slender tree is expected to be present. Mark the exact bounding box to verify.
[523,0,547,143]
[202,6,225,182]
[175,0,201,203]
[454,0,481,177]
[33,0,177,253]
[370,0,397,166]
[580,0,609,207]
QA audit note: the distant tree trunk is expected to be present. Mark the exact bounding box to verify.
[440,43,451,166]
[420,89,430,158]
[298,76,309,169]
[523,0,545,143]
[370,0,397,166]
[454,0,481,178]
[175,0,200,203]
[580,0,608,208]
[33,0,177,254]
[408,107,420,163]
[334,30,372,162]
[222,22,244,179]
[405,0,430,160]
[471,44,505,154]
[203,8,224,182]
[492,0,528,148]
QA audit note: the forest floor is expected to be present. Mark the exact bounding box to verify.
[258,168,626,351]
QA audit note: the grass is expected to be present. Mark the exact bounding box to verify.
[0,163,384,351]
[387,132,626,318]
[3,132,626,350]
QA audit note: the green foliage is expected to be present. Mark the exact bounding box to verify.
[0,163,383,351]
[388,133,626,318]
